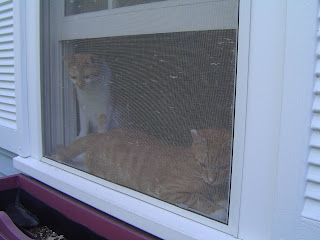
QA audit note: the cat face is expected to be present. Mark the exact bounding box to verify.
[190,129,232,185]
[63,53,102,89]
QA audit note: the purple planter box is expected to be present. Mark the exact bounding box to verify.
[0,174,158,240]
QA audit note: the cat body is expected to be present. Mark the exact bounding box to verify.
[57,128,231,220]
[63,53,115,137]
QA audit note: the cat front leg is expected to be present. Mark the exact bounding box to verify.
[98,114,107,133]
[78,107,89,137]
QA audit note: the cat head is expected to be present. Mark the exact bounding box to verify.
[63,53,103,89]
[190,129,232,185]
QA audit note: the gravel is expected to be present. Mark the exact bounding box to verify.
[28,226,67,240]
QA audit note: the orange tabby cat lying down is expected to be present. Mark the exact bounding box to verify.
[57,128,231,221]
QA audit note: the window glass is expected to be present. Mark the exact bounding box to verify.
[112,0,165,8]
[65,0,108,16]
[42,0,238,224]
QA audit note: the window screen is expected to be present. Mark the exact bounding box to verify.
[42,0,238,224]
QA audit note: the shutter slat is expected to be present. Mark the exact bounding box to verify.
[306,164,320,183]
[0,116,15,128]
[0,102,15,113]
[0,80,13,89]
[0,33,13,42]
[0,17,12,28]
[311,114,320,130]
[0,88,14,97]
[314,79,320,94]
[0,109,15,120]
[0,50,13,58]
[0,65,13,73]
[0,41,13,50]
[303,199,320,221]
[312,95,320,112]
[0,25,12,36]
[0,95,15,105]
[0,10,12,20]
[309,148,320,165]
[0,57,13,65]
[0,2,12,13]
[0,1,12,5]
[305,181,320,201]
[310,131,320,148]
[0,73,13,81]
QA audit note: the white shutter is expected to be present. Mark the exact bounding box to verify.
[0,0,15,129]
[302,9,320,221]
[0,0,29,156]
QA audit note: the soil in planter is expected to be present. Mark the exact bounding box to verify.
[0,189,106,240]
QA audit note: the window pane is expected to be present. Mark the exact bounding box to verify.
[42,0,238,224]
[65,0,108,16]
[113,0,165,8]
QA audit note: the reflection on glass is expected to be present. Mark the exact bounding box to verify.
[65,0,108,16]
[113,0,165,8]
[43,30,237,223]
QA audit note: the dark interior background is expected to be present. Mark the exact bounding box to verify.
[62,29,237,146]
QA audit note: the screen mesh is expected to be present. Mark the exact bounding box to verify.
[43,1,238,224]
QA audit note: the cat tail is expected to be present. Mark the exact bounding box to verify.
[56,134,99,162]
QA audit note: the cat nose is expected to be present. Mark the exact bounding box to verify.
[208,177,215,184]
[77,81,86,89]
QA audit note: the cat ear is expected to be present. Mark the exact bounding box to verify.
[87,54,101,64]
[191,129,203,144]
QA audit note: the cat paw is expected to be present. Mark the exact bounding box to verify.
[210,208,227,222]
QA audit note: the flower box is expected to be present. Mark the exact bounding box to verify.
[0,174,157,240]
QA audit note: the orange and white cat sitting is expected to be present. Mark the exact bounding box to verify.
[63,53,116,137]
[57,128,232,221]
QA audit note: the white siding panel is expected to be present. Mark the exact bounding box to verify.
[302,8,320,221]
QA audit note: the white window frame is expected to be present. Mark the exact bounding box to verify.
[11,0,320,239]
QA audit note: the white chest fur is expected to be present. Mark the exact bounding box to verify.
[75,62,112,137]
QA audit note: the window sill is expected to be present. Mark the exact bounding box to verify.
[13,156,238,240]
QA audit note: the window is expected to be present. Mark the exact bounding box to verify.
[41,0,238,225]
